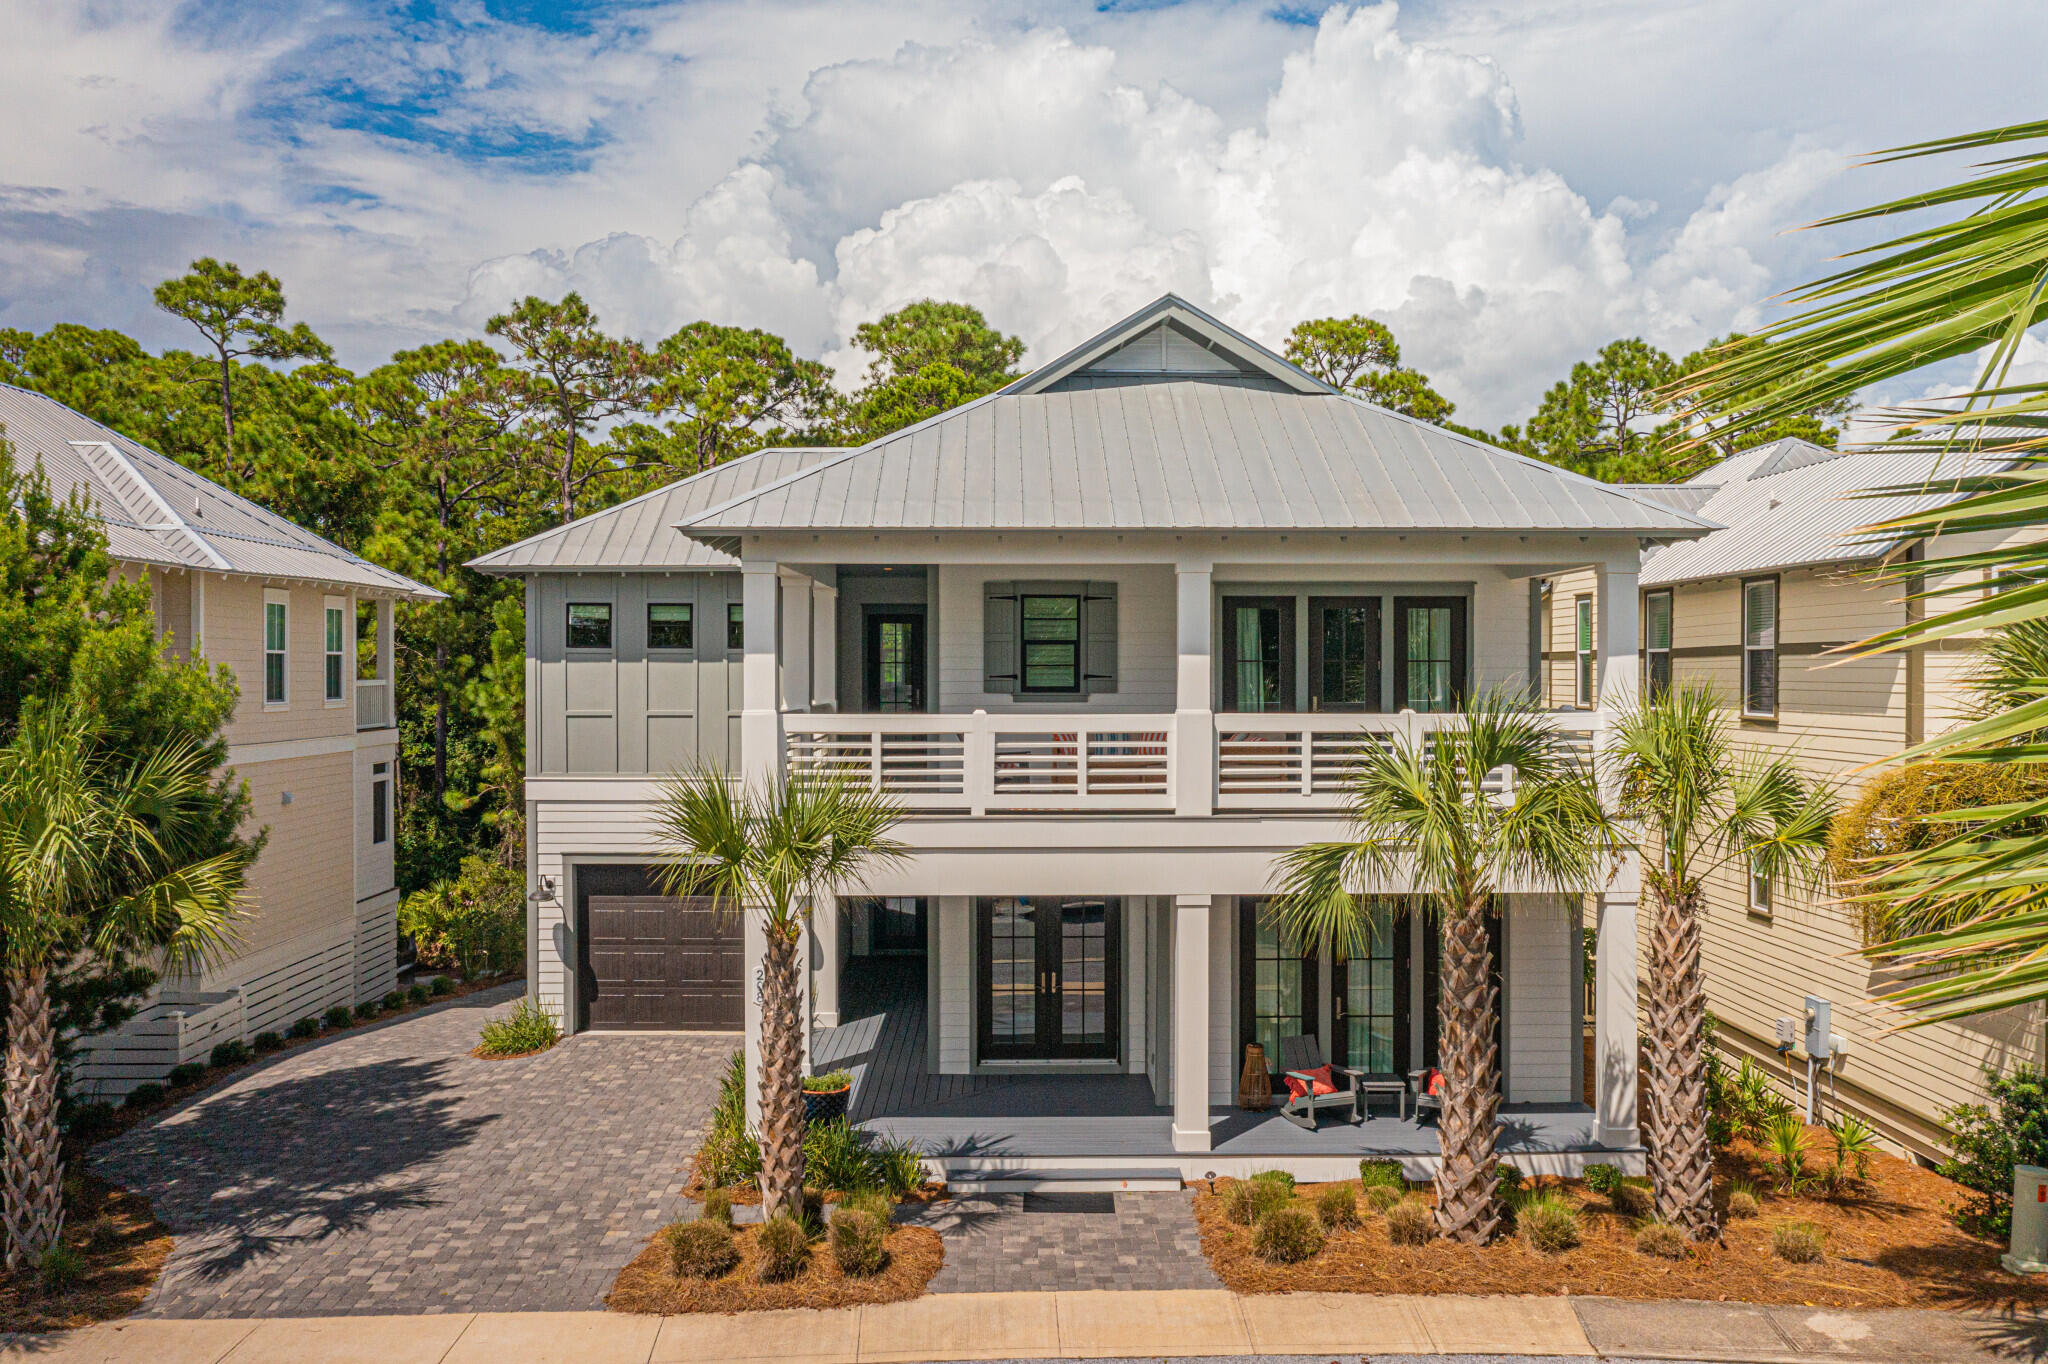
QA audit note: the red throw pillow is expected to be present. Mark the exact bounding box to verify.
[1426,1068,1446,1097]
[1285,1065,1337,1100]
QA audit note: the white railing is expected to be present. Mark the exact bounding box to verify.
[1215,709,1608,811]
[355,678,392,731]
[785,712,1174,815]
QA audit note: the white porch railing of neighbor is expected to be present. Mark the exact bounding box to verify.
[355,678,392,731]
[784,712,1174,814]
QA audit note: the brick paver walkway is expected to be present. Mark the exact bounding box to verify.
[92,985,735,1317]
[906,1190,1221,1293]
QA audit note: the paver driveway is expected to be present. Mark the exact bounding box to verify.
[92,984,735,1317]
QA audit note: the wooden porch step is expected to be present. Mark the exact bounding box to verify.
[942,1166,1184,1194]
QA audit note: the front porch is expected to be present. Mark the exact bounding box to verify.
[815,957,1635,1182]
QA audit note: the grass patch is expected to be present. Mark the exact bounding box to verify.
[474,998,560,1058]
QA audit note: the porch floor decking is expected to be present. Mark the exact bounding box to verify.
[815,957,1610,1161]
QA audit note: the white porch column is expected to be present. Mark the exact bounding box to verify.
[1594,866,1642,1149]
[1593,559,1640,713]
[1172,893,1214,1151]
[1174,561,1215,818]
[779,571,812,714]
[811,892,840,1030]
[740,561,782,794]
[811,582,838,711]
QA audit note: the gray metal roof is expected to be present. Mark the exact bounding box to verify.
[468,445,848,573]
[1619,483,1721,517]
[1640,437,1992,587]
[676,383,1719,538]
[1005,294,1331,397]
[0,384,440,598]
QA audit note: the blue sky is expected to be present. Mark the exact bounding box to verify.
[4,0,2042,425]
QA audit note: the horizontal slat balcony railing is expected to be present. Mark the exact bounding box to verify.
[1215,709,1609,811]
[355,678,392,731]
[783,712,1175,815]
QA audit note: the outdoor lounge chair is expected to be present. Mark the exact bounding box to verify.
[1276,1034,1360,1130]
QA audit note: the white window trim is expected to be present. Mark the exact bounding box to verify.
[263,588,291,710]
[1742,576,1779,720]
[323,595,348,707]
[1747,856,1773,918]
[1573,595,1594,709]
[1643,589,1673,696]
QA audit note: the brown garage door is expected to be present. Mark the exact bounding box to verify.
[578,865,743,1031]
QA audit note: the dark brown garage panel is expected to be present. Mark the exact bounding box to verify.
[577,865,743,1031]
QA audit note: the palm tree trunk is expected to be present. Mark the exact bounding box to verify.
[756,924,807,1221]
[1643,874,1717,1238]
[3,965,65,1269]
[1433,892,1502,1244]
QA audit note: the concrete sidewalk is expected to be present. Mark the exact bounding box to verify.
[2,1290,2039,1363]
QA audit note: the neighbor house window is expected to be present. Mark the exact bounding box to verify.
[324,600,346,702]
[648,602,693,650]
[264,592,289,705]
[567,602,612,650]
[1574,595,1594,707]
[1743,577,1778,718]
[727,603,745,650]
[1748,857,1772,917]
[1020,594,1081,693]
[372,761,389,846]
[1643,590,1672,699]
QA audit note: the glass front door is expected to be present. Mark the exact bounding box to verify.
[1221,597,1295,712]
[864,611,926,712]
[1238,901,1317,1081]
[1393,596,1469,713]
[1309,596,1382,711]
[978,897,1122,1060]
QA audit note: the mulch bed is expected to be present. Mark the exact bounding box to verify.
[1199,1136,2048,1311]
[608,1219,943,1314]
[0,1174,171,1332]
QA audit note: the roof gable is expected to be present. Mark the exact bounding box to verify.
[1003,294,1330,397]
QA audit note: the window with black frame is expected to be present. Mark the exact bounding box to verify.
[1335,905,1400,1075]
[1020,594,1081,693]
[1223,599,1292,711]
[1241,903,1316,1079]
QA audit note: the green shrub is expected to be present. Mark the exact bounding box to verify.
[1358,1158,1405,1190]
[61,1103,117,1141]
[874,1139,925,1197]
[38,1242,87,1292]
[1252,1205,1325,1264]
[1772,1220,1825,1264]
[382,990,405,1012]
[804,1119,882,1193]
[353,1000,380,1021]
[1365,1183,1403,1215]
[663,1219,739,1279]
[804,1070,853,1092]
[1827,1113,1878,1184]
[1636,1219,1688,1259]
[400,856,525,977]
[1519,1195,1582,1254]
[289,1016,320,1039]
[700,1128,762,1189]
[123,1082,165,1109]
[1250,1169,1296,1194]
[1385,1196,1435,1245]
[1612,1180,1654,1219]
[1315,1185,1359,1230]
[830,1207,889,1277]
[476,999,559,1057]
[756,1213,811,1283]
[699,1188,734,1227]
[429,975,456,996]
[1583,1163,1622,1197]
[253,1032,284,1053]
[1940,1069,2048,1239]
[407,984,430,1005]
[322,1005,353,1031]
[1222,1177,1293,1226]
[166,1062,205,1088]
[209,1039,251,1069]
[1765,1113,1814,1193]
[1726,1180,1761,1220]
[1495,1163,1526,1204]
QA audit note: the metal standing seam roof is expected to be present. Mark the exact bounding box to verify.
[1639,437,1998,588]
[466,445,850,573]
[0,384,441,598]
[672,383,1720,539]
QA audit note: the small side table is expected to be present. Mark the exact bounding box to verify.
[1348,1073,1409,1121]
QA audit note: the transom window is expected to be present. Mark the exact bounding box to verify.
[566,602,612,650]
[1573,596,1594,707]
[1020,594,1081,693]
[1743,578,1778,717]
[264,598,288,705]
[1643,590,1672,699]
[647,602,693,650]
[324,604,345,702]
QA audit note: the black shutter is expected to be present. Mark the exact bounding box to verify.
[983,581,1019,695]
[1082,580,1118,694]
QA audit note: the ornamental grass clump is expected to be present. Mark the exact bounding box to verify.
[1252,1205,1325,1264]
[1726,1180,1761,1220]
[1612,1179,1654,1219]
[1316,1185,1359,1230]
[829,1207,889,1277]
[1385,1196,1436,1246]
[475,998,560,1057]
[1365,1183,1403,1215]
[1223,1176,1293,1226]
[698,1188,733,1227]
[1518,1195,1582,1254]
[1772,1220,1825,1264]
[756,1213,811,1283]
[663,1219,739,1280]
[1636,1219,1688,1259]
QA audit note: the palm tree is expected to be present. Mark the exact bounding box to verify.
[1608,682,1836,1239]
[651,769,905,1220]
[0,703,250,1268]
[1268,689,1609,1244]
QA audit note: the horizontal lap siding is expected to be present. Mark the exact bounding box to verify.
[204,576,354,748]
[531,801,670,1026]
[937,563,1176,712]
[233,752,356,963]
[1505,895,1576,1103]
[1545,567,1596,708]
[1473,572,1533,696]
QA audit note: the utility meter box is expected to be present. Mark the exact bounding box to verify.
[1775,1016,1799,1049]
[1804,996,1832,1059]
[2005,1165,2048,1273]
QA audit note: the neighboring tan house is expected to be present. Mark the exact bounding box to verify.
[472,295,1715,1186]
[1545,437,2040,1163]
[0,384,441,1097]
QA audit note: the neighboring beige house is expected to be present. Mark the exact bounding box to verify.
[0,385,441,1097]
[1546,437,2040,1163]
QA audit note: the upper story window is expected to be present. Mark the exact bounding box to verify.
[727,603,745,651]
[264,592,289,706]
[1747,855,1772,918]
[1020,594,1081,693]
[324,601,346,703]
[648,602,693,650]
[372,760,389,846]
[567,602,612,651]
[1743,577,1778,718]
[1643,590,1672,699]
[1573,596,1594,708]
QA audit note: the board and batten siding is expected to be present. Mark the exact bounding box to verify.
[527,571,744,777]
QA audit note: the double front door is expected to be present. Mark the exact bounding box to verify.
[978,897,1121,1060]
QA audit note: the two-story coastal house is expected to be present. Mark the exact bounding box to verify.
[1545,438,2042,1164]
[472,297,1713,1185]
[0,385,440,1096]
